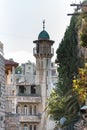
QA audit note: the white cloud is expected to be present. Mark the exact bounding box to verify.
[4,50,35,64]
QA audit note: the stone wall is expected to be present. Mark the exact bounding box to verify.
[5,113,19,130]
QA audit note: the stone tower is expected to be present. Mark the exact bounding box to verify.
[33,21,54,130]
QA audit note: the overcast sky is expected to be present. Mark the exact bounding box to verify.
[0,0,83,64]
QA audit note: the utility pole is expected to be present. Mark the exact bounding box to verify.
[67,1,87,16]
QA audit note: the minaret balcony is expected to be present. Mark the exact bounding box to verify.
[19,114,41,122]
[33,47,54,57]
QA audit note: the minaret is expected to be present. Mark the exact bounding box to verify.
[33,21,54,130]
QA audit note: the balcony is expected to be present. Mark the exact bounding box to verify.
[33,47,54,57]
[17,96,41,103]
[19,114,41,122]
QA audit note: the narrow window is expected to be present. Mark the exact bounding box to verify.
[19,86,25,94]
[34,105,36,115]
[24,124,28,130]
[31,85,36,94]
[17,105,21,114]
[37,44,39,53]
[24,105,27,115]
[30,105,32,115]
[34,125,36,130]
[30,125,32,130]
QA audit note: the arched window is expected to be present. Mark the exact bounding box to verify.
[24,124,28,130]
[16,105,21,114]
[24,105,28,115]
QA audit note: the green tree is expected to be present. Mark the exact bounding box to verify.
[15,66,22,74]
[73,64,87,102]
[56,15,83,90]
[47,84,79,128]
[47,15,84,128]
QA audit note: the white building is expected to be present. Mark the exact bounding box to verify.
[16,61,36,84]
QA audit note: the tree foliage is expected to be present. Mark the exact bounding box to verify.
[15,66,22,74]
[47,84,80,121]
[79,13,87,48]
[47,15,84,128]
[73,64,87,102]
[56,16,83,90]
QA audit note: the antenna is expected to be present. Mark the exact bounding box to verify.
[43,19,45,30]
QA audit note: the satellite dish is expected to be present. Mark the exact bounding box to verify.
[60,117,67,125]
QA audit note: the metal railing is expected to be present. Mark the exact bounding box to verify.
[33,47,54,56]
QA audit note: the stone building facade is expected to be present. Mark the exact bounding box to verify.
[0,42,6,130]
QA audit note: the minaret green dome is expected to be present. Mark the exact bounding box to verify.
[33,20,54,44]
[38,20,50,40]
[38,30,50,40]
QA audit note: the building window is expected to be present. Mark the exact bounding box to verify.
[30,105,32,115]
[8,100,12,112]
[19,86,25,94]
[30,125,32,130]
[46,71,48,76]
[36,44,39,53]
[17,105,21,114]
[31,85,36,94]
[28,66,31,70]
[34,105,36,115]
[11,78,12,82]
[24,124,28,130]
[34,125,37,130]
[47,58,49,66]
[24,105,28,115]
[51,70,56,76]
